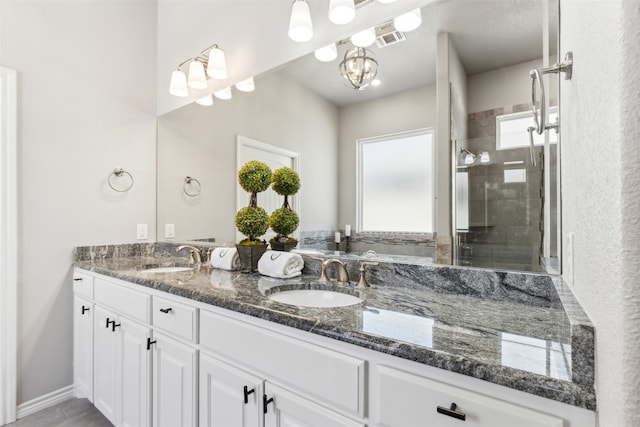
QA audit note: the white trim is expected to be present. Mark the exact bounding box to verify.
[15,386,75,420]
[0,66,18,426]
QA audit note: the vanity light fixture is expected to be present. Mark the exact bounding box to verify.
[169,43,228,97]
[235,77,255,92]
[196,94,214,106]
[351,27,377,47]
[480,151,490,163]
[314,43,338,62]
[213,87,232,100]
[394,8,422,32]
[288,0,314,42]
[339,47,379,90]
[329,0,356,25]
[187,59,208,89]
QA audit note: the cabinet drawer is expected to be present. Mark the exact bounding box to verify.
[375,365,563,427]
[94,278,150,323]
[200,310,365,417]
[73,270,94,298]
[152,295,197,343]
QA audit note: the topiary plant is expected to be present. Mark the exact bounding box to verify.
[236,160,272,244]
[269,167,301,245]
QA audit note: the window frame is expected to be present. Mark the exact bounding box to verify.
[356,128,435,235]
[496,107,558,151]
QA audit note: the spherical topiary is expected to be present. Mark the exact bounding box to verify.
[271,167,300,196]
[238,160,272,194]
[235,206,269,240]
[270,207,299,237]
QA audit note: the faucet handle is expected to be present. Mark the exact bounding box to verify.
[356,262,378,288]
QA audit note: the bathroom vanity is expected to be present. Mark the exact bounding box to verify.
[73,243,595,427]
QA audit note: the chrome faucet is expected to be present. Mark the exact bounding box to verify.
[318,259,350,286]
[176,245,202,265]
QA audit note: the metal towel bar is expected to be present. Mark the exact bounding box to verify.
[529,51,573,135]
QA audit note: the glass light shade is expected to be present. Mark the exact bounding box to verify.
[169,70,189,97]
[339,47,378,90]
[235,77,255,92]
[196,95,214,106]
[207,46,228,80]
[329,0,356,25]
[464,153,475,165]
[394,8,422,32]
[480,151,490,163]
[213,87,232,100]
[314,43,338,62]
[187,60,208,89]
[288,0,313,42]
[351,28,376,47]
[371,78,381,86]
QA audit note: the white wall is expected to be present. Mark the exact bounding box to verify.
[467,58,558,114]
[337,84,437,227]
[0,1,157,404]
[157,71,339,242]
[561,1,640,425]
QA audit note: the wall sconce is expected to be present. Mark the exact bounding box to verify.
[169,44,230,97]
[480,151,490,163]
[461,148,477,165]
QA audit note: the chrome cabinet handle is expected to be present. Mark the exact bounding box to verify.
[437,402,466,421]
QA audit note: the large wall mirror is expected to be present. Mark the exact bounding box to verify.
[157,0,561,274]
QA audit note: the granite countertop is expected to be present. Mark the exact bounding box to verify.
[73,244,596,410]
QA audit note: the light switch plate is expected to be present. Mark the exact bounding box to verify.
[165,223,175,239]
[136,224,148,240]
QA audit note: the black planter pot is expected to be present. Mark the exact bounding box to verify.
[235,243,268,272]
[270,241,298,252]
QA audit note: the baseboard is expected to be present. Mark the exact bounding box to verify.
[16,385,74,419]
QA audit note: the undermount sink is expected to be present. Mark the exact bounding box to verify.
[268,289,363,308]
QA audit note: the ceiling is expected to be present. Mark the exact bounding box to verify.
[277,0,558,107]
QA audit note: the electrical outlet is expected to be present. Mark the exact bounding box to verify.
[564,232,574,285]
[136,224,148,240]
[165,223,175,239]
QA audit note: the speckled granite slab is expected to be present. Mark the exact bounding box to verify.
[73,243,596,410]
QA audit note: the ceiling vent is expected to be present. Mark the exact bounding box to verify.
[375,24,406,48]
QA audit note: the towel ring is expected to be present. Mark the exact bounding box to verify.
[108,168,134,192]
[183,176,201,197]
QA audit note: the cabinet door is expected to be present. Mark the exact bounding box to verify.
[93,306,119,426]
[118,317,151,427]
[74,296,93,401]
[199,353,262,427]
[375,365,563,427]
[264,382,365,427]
[152,332,197,427]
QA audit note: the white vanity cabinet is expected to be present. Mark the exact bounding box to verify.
[151,331,198,427]
[374,365,563,427]
[73,295,93,401]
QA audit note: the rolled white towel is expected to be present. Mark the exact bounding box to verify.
[258,250,304,279]
[210,247,241,271]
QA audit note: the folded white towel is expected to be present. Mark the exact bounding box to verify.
[210,247,241,271]
[258,250,304,279]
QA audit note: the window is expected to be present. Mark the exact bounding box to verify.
[357,129,434,233]
[496,108,558,150]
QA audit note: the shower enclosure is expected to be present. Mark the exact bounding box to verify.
[454,126,558,272]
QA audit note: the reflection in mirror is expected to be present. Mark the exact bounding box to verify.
[157,0,560,273]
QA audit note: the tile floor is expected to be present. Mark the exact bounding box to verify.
[5,399,112,427]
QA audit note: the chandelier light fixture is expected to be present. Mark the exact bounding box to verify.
[169,43,234,98]
[339,47,379,90]
[288,0,313,42]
